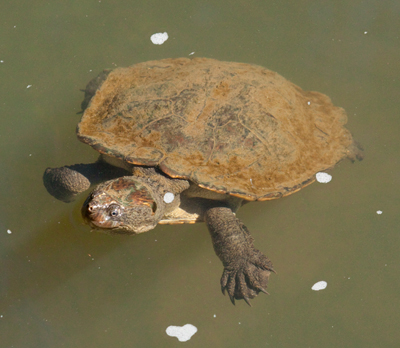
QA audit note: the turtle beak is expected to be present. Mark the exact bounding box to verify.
[81,192,124,230]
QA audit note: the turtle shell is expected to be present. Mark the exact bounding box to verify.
[77,57,354,201]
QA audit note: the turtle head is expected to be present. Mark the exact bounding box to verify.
[82,176,161,234]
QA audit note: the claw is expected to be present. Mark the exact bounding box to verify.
[220,270,229,289]
[221,286,226,295]
[243,296,252,307]
[259,287,270,295]
[229,294,235,305]
[260,264,276,273]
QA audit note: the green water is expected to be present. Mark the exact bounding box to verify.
[1,1,399,347]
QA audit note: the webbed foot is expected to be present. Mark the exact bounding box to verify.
[205,206,275,306]
[221,249,274,306]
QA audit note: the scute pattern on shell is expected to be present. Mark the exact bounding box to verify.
[77,57,353,201]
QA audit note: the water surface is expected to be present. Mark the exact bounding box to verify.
[1,1,399,347]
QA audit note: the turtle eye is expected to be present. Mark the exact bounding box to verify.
[108,204,121,218]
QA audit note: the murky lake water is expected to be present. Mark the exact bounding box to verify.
[1,1,399,347]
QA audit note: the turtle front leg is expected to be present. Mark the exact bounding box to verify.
[205,207,275,306]
[43,157,130,203]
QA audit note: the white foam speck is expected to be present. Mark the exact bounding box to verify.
[316,172,332,183]
[307,101,311,105]
[376,210,382,215]
[7,229,12,234]
[166,324,197,342]
[312,281,327,291]
[150,32,168,45]
[189,52,195,56]
[26,85,32,88]
[163,192,175,203]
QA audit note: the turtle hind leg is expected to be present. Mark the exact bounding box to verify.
[205,207,275,306]
[347,139,364,162]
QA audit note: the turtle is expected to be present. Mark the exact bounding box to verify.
[43,57,363,305]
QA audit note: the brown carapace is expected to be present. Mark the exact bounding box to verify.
[77,57,360,202]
